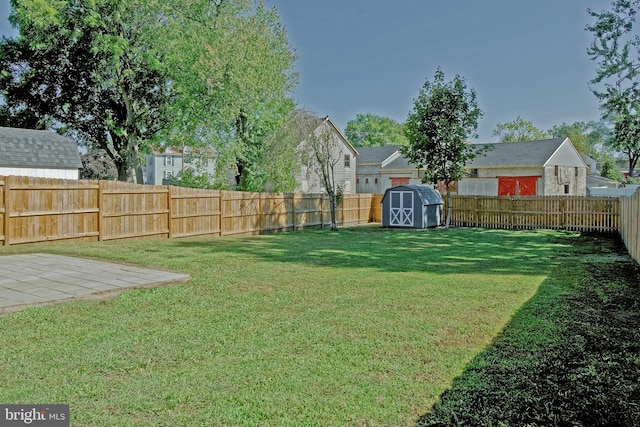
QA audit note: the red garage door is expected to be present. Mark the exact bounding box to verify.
[498,176,540,196]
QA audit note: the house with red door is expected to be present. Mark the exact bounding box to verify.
[458,138,587,196]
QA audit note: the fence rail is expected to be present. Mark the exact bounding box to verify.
[0,176,382,245]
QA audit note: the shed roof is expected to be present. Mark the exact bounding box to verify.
[467,138,568,168]
[0,127,82,169]
[382,184,443,205]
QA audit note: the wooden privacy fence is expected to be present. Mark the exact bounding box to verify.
[619,188,640,264]
[445,195,620,233]
[0,176,382,246]
[0,175,628,247]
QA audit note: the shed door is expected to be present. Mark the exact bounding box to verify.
[390,191,414,226]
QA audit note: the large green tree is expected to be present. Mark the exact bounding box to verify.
[3,0,172,182]
[587,0,640,177]
[492,116,549,142]
[402,68,485,229]
[150,0,298,191]
[344,113,408,147]
[1,0,297,188]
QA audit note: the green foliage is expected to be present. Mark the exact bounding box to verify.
[548,120,611,157]
[150,1,298,190]
[344,113,408,147]
[587,0,640,176]
[171,170,215,190]
[600,154,624,180]
[244,109,308,193]
[2,0,298,188]
[80,150,118,181]
[403,68,484,188]
[492,116,549,142]
[403,68,484,227]
[3,0,172,182]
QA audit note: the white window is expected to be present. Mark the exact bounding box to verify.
[165,156,174,167]
[344,154,351,168]
[164,171,173,179]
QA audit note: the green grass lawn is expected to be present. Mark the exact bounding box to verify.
[0,227,637,426]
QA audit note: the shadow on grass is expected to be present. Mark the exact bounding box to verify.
[172,226,569,276]
[416,233,640,426]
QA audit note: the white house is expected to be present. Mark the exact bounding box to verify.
[146,149,216,185]
[459,138,588,196]
[294,115,359,194]
[0,126,82,179]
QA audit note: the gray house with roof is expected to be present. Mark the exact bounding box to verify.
[459,138,587,196]
[0,127,82,179]
[356,138,587,197]
[356,145,426,194]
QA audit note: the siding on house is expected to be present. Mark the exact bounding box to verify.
[0,167,79,179]
[294,116,358,194]
[146,152,215,185]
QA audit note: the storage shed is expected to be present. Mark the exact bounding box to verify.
[381,184,443,228]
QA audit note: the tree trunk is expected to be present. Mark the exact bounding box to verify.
[628,153,639,178]
[115,157,130,182]
[445,190,452,229]
[236,110,251,190]
[329,194,337,231]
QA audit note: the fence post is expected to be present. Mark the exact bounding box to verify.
[292,194,296,231]
[167,185,173,239]
[97,180,103,241]
[474,196,479,227]
[320,194,324,228]
[220,191,225,236]
[2,176,9,246]
[259,192,264,233]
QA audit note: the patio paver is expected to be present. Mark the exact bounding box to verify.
[0,253,190,314]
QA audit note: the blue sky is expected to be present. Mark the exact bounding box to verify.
[1,1,609,141]
[263,0,608,141]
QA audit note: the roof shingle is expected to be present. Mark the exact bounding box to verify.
[467,138,567,168]
[0,127,82,169]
